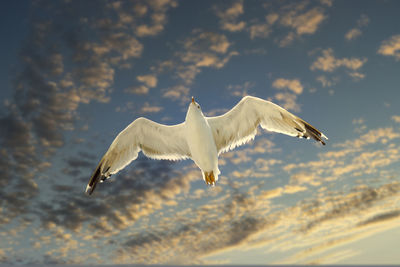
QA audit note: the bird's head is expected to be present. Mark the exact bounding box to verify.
[191,96,201,109]
[187,96,203,118]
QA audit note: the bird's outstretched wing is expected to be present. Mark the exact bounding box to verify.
[206,96,328,155]
[86,117,190,195]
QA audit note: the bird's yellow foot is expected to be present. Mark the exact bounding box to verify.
[204,171,216,186]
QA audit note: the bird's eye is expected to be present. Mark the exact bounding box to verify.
[197,105,200,109]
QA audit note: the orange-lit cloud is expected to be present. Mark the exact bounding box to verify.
[378,34,400,60]
[311,48,367,73]
[214,1,246,32]
[345,14,369,41]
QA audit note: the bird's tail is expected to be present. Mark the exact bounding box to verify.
[86,160,106,195]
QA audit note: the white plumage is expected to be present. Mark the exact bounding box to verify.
[85,96,327,195]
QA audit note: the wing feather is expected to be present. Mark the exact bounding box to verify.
[207,96,327,155]
[86,117,190,195]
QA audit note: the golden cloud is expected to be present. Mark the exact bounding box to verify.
[272,78,304,94]
[378,35,400,60]
[310,48,367,72]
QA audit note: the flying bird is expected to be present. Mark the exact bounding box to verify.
[86,96,327,195]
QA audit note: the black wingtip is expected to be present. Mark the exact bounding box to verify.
[301,120,327,146]
[86,162,103,196]
[85,184,95,195]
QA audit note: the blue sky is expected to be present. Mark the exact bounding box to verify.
[1,0,400,265]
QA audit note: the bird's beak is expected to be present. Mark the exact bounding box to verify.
[191,96,195,104]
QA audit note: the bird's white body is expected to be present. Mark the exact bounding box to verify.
[185,102,220,183]
[86,96,328,195]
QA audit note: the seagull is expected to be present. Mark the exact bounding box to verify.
[86,96,327,195]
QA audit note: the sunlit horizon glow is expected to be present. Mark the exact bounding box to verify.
[1,0,400,265]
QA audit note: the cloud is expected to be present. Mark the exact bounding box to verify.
[259,187,284,200]
[223,137,281,167]
[247,1,331,45]
[345,28,362,41]
[214,1,329,45]
[84,34,143,62]
[246,13,278,40]
[336,127,400,149]
[140,102,163,113]
[281,7,326,35]
[0,110,39,224]
[65,156,94,170]
[111,165,400,265]
[272,78,304,94]
[273,92,301,112]
[23,162,204,265]
[310,48,367,79]
[137,74,158,88]
[352,117,367,134]
[0,249,6,262]
[155,30,238,103]
[227,81,256,97]
[74,62,114,102]
[115,101,163,114]
[135,24,163,37]
[214,1,246,32]
[378,34,400,61]
[0,0,181,230]
[125,74,158,95]
[115,189,273,264]
[163,85,190,102]
[38,160,197,232]
[345,14,369,41]
[282,127,400,203]
[182,31,232,55]
[4,2,400,265]
[348,71,365,81]
[249,24,273,39]
[6,122,400,264]
[277,5,327,46]
[223,21,247,32]
[279,32,296,47]
[267,181,400,264]
[115,101,136,114]
[0,15,91,222]
[283,184,308,194]
[392,115,400,123]
[307,249,360,264]
[320,0,333,6]
[124,85,149,95]
[289,172,321,187]
[135,0,178,37]
[271,78,303,112]
[302,183,400,235]
[266,13,279,24]
[315,75,339,87]
[357,210,400,227]
[182,52,235,68]
[105,0,178,37]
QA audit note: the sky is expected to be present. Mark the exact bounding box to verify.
[1,0,400,265]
